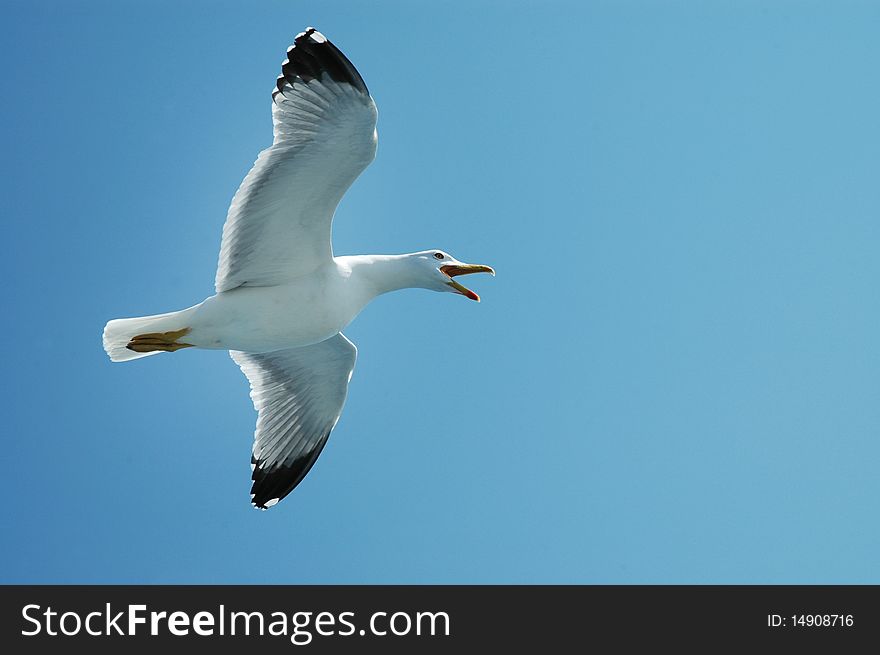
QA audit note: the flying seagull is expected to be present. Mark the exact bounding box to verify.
[102,28,493,509]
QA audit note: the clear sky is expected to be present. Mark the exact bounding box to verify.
[2,0,879,583]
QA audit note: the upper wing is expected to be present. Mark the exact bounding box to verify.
[215,28,378,292]
[231,333,357,509]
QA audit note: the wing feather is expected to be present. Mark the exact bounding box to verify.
[231,333,357,509]
[215,28,377,292]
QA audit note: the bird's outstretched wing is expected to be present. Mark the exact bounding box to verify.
[231,333,357,509]
[215,28,378,292]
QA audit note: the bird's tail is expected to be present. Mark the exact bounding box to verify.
[102,309,196,363]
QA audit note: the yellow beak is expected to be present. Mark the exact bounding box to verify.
[440,263,495,301]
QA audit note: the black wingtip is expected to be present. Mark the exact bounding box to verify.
[249,437,330,510]
[275,27,369,97]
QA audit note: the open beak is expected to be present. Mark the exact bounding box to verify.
[440,263,495,302]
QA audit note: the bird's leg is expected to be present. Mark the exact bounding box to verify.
[126,327,194,353]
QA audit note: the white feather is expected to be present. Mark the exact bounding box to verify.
[214,75,377,292]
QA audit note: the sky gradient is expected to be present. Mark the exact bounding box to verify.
[2,0,879,583]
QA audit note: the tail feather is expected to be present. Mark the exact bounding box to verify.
[102,309,194,362]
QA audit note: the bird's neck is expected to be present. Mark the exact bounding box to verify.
[343,254,423,297]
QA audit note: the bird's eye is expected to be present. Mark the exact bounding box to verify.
[433,252,444,260]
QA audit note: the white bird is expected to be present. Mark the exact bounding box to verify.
[102,27,493,509]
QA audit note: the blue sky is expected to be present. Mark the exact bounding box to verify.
[2,0,879,583]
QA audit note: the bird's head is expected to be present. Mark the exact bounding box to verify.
[409,250,495,301]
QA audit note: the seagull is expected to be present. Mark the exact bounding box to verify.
[102,28,493,509]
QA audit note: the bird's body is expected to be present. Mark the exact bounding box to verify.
[102,28,492,509]
[121,254,443,354]
[168,258,367,353]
